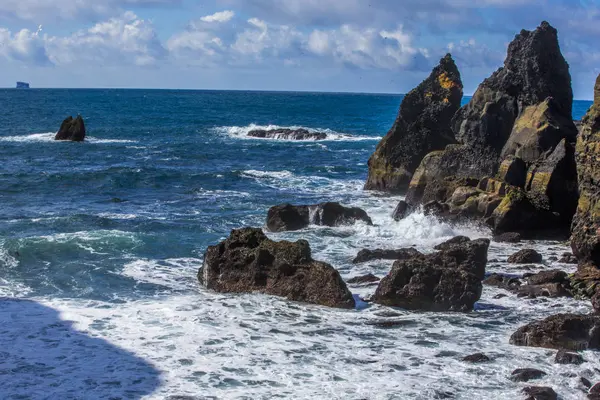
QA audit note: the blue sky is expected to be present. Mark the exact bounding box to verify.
[0,0,599,98]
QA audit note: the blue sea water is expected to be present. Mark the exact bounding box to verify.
[0,89,595,399]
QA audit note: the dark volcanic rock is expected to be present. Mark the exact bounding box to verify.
[346,274,380,285]
[517,269,571,298]
[248,128,327,140]
[373,238,489,311]
[55,115,86,141]
[484,273,522,291]
[266,202,372,232]
[404,22,577,236]
[572,74,600,266]
[522,386,557,400]
[493,232,522,243]
[352,247,422,264]
[558,252,577,264]
[434,236,471,251]
[198,227,355,308]
[364,54,463,192]
[510,313,600,350]
[555,349,584,365]
[392,200,410,221]
[510,368,547,382]
[461,353,490,363]
[593,291,600,314]
[508,249,543,264]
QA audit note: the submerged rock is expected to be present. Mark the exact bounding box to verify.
[508,249,543,264]
[266,202,372,232]
[461,353,490,363]
[55,115,86,141]
[352,247,422,264]
[247,128,327,140]
[572,74,600,266]
[522,386,557,400]
[346,273,380,285]
[510,313,600,350]
[373,238,489,311]
[199,227,355,308]
[554,349,584,365]
[364,54,463,192]
[558,252,577,264]
[510,368,547,382]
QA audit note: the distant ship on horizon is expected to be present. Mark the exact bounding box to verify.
[16,82,30,89]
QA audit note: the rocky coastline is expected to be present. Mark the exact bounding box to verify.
[197,21,600,398]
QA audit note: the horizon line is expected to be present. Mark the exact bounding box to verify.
[1,87,593,101]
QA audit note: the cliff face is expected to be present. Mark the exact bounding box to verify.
[401,22,578,236]
[571,75,600,265]
[364,54,463,193]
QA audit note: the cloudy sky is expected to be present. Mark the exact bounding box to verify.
[1,0,598,98]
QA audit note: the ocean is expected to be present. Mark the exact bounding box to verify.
[0,89,595,399]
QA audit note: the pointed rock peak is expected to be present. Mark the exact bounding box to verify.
[594,74,600,105]
[432,53,462,92]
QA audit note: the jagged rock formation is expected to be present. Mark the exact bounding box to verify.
[248,128,327,140]
[352,247,422,264]
[198,228,355,308]
[364,54,463,192]
[572,74,600,266]
[266,202,372,232]
[373,238,489,311]
[55,116,86,142]
[401,22,578,236]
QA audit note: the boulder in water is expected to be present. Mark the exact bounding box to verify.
[554,349,584,365]
[373,238,489,311]
[199,227,355,308]
[510,368,547,382]
[392,200,410,221]
[55,116,86,142]
[509,313,600,350]
[247,128,327,140]
[508,249,543,264]
[522,386,557,400]
[364,54,463,192]
[346,274,380,285]
[266,202,372,232]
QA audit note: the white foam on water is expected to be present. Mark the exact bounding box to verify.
[1,175,596,398]
[214,124,381,142]
[0,132,137,144]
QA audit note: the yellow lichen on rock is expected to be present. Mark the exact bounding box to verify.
[438,72,458,90]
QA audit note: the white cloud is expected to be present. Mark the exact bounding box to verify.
[46,12,165,66]
[200,10,235,23]
[0,27,50,65]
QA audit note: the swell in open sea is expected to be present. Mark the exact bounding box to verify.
[0,89,595,399]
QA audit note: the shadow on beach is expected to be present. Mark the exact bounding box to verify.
[0,298,161,399]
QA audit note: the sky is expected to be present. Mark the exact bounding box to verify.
[0,0,599,98]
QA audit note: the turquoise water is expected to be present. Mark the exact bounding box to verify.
[0,90,594,399]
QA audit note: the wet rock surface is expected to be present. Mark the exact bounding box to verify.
[510,368,547,382]
[247,128,327,140]
[522,386,557,400]
[510,313,600,350]
[55,115,86,141]
[199,227,355,308]
[508,249,543,264]
[266,202,372,232]
[352,247,422,264]
[373,238,489,311]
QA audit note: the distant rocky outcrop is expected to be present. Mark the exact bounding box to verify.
[399,22,577,237]
[198,228,355,308]
[364,54,463,192]
[510,313,600,350]
[373,237,489,311]
[248,128,327,140]
[55,116,86,142]
[266,202,372,232]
